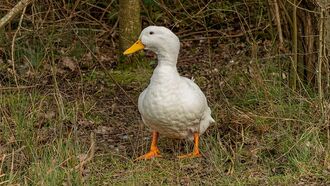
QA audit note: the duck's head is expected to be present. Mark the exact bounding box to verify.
[123,26,180,61]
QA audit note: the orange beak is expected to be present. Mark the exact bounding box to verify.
[123,39,145,55]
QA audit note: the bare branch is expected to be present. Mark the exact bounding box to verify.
[0,0,33,30]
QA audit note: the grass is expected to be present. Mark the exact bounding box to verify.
[0,91,88,185]
[1,44,329,185]
[1,1,329,185]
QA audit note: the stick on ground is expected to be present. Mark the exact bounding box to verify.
[0,0,33,30]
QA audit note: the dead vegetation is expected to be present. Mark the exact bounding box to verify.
[0,0,329,185]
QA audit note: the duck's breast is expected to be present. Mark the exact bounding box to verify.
[138,77,207,138]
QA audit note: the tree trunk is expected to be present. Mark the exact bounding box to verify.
[119,0,141,53]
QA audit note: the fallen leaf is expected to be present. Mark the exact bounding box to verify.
[61,57,77,71]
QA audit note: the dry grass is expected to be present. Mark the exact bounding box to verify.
[0,0,329,185]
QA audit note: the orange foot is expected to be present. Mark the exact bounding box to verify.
[177,152,201,159]
[178,132,202,159]
[135,149,161,160]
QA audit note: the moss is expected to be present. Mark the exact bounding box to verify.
[110,68,153,86]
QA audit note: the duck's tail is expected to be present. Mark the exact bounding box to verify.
[199,107,215,135]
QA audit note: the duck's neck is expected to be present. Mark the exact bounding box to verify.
[157,50,178,63]
[150,52,179,84]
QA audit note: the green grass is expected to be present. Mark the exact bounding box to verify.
[3,0,329,185]
[1,56,329,186]
[0,18,329,185]
[1,58,329,185]
[0,91,88,185]
[86,61,328,185]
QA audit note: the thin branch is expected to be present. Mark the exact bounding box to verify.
[285,0,321,14]
[74,132,95,170]
[273,0,284,50]
[11,6,27,87]
[0,0,33,29]
[317,7,324,101]
[71,28,137,107]
[290,0,298,90]
[0,85,40,91]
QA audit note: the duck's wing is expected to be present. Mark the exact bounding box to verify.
[180,77,215,134]
[179,77,207,114]
[138,89,147,123]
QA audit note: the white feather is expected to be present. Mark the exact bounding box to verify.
[138,26,215,140]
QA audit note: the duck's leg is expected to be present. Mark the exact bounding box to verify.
[136,131,161,160]
[177,132,202,159]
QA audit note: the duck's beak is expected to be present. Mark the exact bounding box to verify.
[123,40,145,55]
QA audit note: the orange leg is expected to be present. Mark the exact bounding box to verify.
[178,132,202,159]
[136,131,161,160]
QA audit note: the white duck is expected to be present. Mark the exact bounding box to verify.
[123,26,215,160]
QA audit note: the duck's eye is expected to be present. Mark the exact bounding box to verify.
[149,31,154,35]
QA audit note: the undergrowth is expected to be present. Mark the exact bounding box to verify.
[0,0,329,185]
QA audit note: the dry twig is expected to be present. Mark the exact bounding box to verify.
[75,132,95,170]
[10,6,27,87]
[0,0,33,29]
[272,0,284,50]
